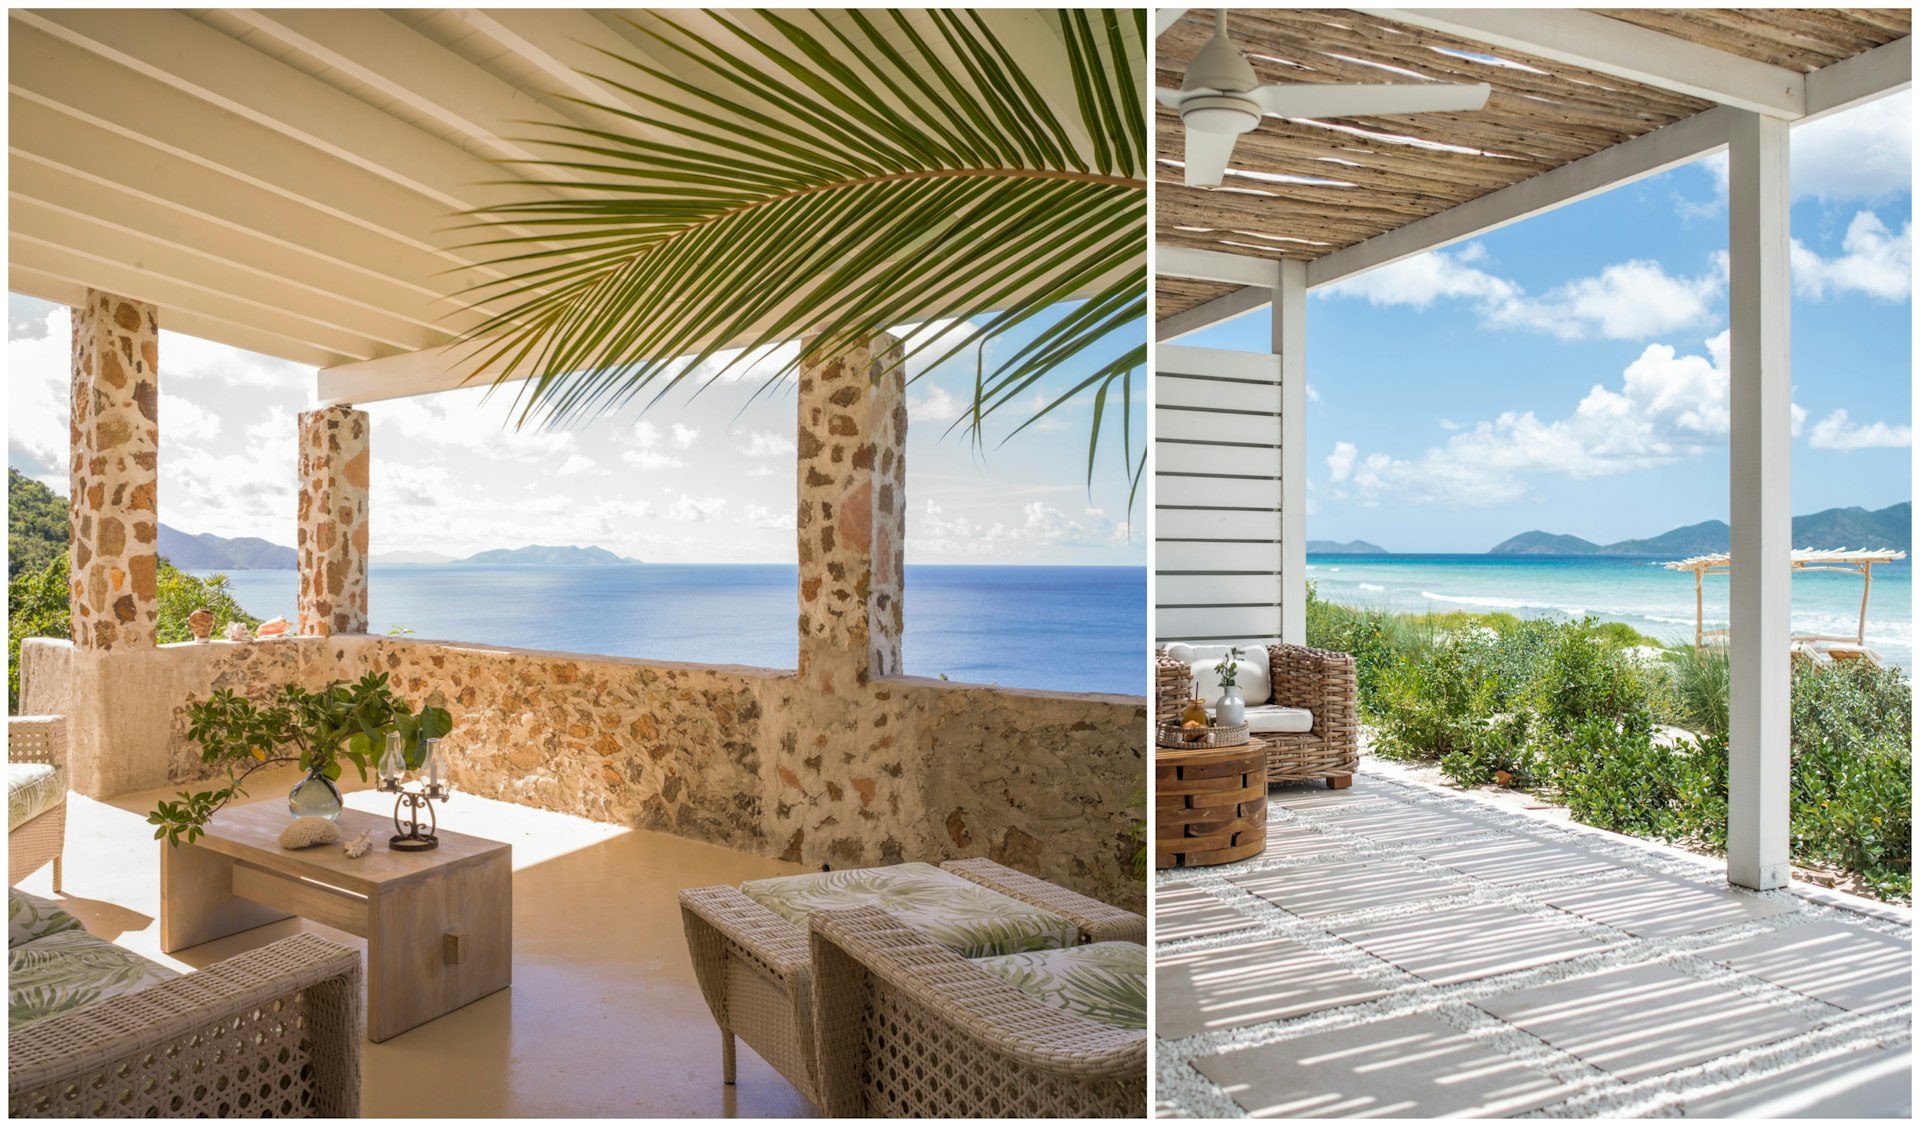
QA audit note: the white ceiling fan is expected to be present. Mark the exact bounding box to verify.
[1158,9,1492,188]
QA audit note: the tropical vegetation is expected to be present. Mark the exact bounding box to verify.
[1307,584,1912,901]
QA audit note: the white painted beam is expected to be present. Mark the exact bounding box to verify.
[1310,105,1736,289]
[1725,110,1793,892]
[1274,260,1308,646]
[1804,36,1912,123]
[1159,244,1283,288]
[1154,9,1189,39]
[1156,284,1271,341]
[316,343,538,407]
[1364,8,1805,118]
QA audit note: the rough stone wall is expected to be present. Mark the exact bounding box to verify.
[69,291,159,651]
[296,407,371,636]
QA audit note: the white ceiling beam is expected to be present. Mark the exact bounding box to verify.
[452,8,670,131]
[1155,284,1271,341]
[1363,9,1806,119]
[1158,244,1282,288]
[1154,10,1189,39]
[1308,105,1736,289]
[8,264,347,369]
[317,343,538,408]
[1804,36,1911,123]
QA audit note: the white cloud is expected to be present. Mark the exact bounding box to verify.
[743,503,797,530]
[1808,409,1912,451]
[621,449,687,471]
[372,386,578,463]
[8,305,71,480]
[670,422,700,449]
[666,493,727,522]
[632,420,661,447]
[159,329,311,390]
[1326,441,1357,483]
[1706,91,1911,202]
[159,392,221,442]
[1791,212,1912,300]
[738,430,796,457]
[909,498,1130,556]
[557,454,597,475]
[908,383,964,422]
[1319,245,1723,341]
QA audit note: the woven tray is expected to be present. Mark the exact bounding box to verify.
[1156,720,1251,749]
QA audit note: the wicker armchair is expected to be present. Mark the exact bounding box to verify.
[1157,644,1359,788]
[9,933,362,1117]
[679,859,1144,1108]
[808,906,1146,1118]
[9,716,68,888]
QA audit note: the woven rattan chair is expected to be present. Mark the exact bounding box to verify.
[679,858,1144,1108]
[9,715,67,888]
[808,906,1145,1117]
[8,933,362,1117]
[1157,643,1359,788]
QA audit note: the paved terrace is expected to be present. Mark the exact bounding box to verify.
[1154,765,1912,1118]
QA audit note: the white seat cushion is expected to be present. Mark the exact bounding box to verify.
[1246,705,1313,734]
[1165,642,1270,705]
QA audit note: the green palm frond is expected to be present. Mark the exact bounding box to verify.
[455,8,1146,501]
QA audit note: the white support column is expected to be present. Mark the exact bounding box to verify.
[1275,260,1308,645]
[1725,110,1793,891]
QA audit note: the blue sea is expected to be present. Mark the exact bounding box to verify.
[197,564,1147,696]
[1307,554,1912,670]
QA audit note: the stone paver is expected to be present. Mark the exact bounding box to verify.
[1700,921,1912,1013]
[1157,934,1387,1038]
[1328,903,1614,985]
[1310,803,1496,844]
[1193,1012,1575,1118]
[1158,882,1258,942]
[1543,874,1798,938]
[1682,1046,1913,1118]
[1230,862,1458,919]
[1415,836,1618,887]
[1477,962,1815,1081]
[1253,821,1350,860]
[1269,786,1390,812]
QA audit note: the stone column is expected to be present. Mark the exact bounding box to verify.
[296,406,371,636]
[69,291,159,651]
[795,332,906,692]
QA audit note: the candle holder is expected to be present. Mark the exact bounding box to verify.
[377,733,452,852]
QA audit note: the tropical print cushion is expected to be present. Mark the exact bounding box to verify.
[8,762,64,832]
[8,888,85,950]
[9,928,179,1031]
[972,941,1147,1029]
[741,862,1078,958]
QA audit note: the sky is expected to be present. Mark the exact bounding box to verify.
[1184,91,1914,553]
[8,297,1148,566]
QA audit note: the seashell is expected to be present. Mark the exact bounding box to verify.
[342,829,374,859]
[225,621,253,642]
[279,816,341,849]
[256,616,291,639]
[188,606,214,641]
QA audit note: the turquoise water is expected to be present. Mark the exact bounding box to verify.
[198,564,1147,696]
[1308,554,1912,670]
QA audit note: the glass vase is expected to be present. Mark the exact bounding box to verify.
[288,766,344,821]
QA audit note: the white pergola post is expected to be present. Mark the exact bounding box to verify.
[1725,110,1794,891]
[1275,259,1308,646]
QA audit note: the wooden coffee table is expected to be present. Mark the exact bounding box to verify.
[1156,737,1269,868]
[160,799,511,1042]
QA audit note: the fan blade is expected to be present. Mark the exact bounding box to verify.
[1156,86,1188,110]
[1183,129,1238,188]
[1251,82,1492,120]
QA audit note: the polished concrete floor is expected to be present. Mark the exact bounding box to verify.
[14,767,818,1118]
[1154,763,1913,1119]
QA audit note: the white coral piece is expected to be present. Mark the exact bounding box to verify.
[279,816,341,849]
[225,622,252,642]
[342,829,374,858]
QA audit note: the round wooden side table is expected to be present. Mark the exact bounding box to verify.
[1155,737,1267,868]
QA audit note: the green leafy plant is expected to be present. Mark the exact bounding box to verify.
[1213,646,1244,690]
[148,673,452,845]
[455,9,1147,505]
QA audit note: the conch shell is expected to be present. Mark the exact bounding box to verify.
[255,616,291,639]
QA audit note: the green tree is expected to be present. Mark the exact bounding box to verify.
[8,468,68,580]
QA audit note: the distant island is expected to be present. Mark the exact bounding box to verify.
[158,524,296,570]
[458,544,642,566]
[1307,539,1389,555]
[1488,502,1910,557]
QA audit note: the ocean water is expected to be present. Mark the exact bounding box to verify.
[1308,554,1912,670]
[198,564,1147,696]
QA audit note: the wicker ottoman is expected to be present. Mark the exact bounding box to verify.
[1155,738,1268,868]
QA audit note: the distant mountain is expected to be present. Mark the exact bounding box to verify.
[1489,530,1603,555]
[1307,539,1389,555]
[458,544,640,566]
[1488,502,1910,557]
[157,524,295,570]
[372,550,456,565]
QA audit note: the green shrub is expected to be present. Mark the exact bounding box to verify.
[1371,630,1497,762]
[1661,645,1731,740]
[1533,712,1688,839]
[1527,618,1652,733]
[1787,662,1911,899]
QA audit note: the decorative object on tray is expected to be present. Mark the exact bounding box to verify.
[254,616,292,639]
[1212,645,1247,726]
[187,606,215,642]
[147,672,455,845]
[1179,693,1211,741]
[343,828,374,858]
[1155,719,1251,749]
[224,621,252,642]
[278,816,342,850]
[378,732,452,852]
